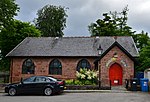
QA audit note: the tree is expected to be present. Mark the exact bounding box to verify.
[88,13,118,36]
[0,20,41,56]
[0,0,19,71]
[88,6,150,72]
[0,0,19,30]
[136,41,150,71]
[88,7,150,50]
[132,31,149,51]
[0,20,41,71]
[34,5,68,37]
[88,6,135,36]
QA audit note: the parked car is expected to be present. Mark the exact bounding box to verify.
[5,76,65,96]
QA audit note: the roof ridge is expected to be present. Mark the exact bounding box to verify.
[26,36,132,39]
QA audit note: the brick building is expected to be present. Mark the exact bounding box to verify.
[6,36,139,88]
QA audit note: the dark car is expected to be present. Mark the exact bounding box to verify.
[5,76,65,96]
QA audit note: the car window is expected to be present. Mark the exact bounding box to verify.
[48,77,57,81]
[45,78,51,82]
[35,77,46,82]
[23,76,35,83]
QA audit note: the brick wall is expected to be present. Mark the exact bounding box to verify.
[10,57,96,83]
[100,46,134,87]
[10,45,135,88]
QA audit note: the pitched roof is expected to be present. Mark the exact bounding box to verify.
[6,36,139,57]
[98,41,137,62]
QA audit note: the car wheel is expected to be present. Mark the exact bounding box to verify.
[44,87,52,96]
[8,88,16,96]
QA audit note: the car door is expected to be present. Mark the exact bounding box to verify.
[19,76,36,94]
[33,76,48,93]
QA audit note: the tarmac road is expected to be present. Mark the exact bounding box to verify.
[0,92,150,102]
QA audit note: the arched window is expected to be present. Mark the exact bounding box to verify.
[49,59,62,75]
[77,59,91,71]
[22,59,35,74]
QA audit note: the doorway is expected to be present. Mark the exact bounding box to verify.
[109,63,123,86]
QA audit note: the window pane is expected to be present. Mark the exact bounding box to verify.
[49,59,62,75]
[82,62,87,68]
[77,59,91,71]
[23,76,35,83]
[22,59,35,74]
[35,77,46,82]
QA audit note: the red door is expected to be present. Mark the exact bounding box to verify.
[109,63,123,86]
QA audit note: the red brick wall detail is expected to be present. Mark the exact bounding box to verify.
[10,57,96,83]
[100,46,134,87]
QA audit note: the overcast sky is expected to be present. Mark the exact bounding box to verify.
[15,0,150,37]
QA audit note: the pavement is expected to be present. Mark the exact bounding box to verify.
[0,89,4,93]
[0,90,130,93]
[64,86,138,93]
[0,88,132,93]
[64,89,131,93]
[1,91,150,102]
[0,85,146,93]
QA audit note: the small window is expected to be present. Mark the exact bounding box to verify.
[49,59,62,75]
[77,59,91,71]
[22,59,35,74]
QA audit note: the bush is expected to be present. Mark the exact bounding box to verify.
[65,68,98,85]
[76,68,98,85]
[65,79,74,85]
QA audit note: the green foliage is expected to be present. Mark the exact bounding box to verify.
[88,6,134,36]
[88,6,150,72]
[65,79,74,85]
[0,58,10,71]
[65,79,82,85]
[88,6,150,51]
[0,0,19,71]
[0,20,41,71]
[0,20,41,56]
[132,31,150,72]
[65,79,97,85]
[34,5,68,37]
[132,31,150,51]
[76,68,98,85]
[0,0,19,29]
[65,68,98,85]
[136,42,150,71]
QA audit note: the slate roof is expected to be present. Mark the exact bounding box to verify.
[6,36,139,57]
